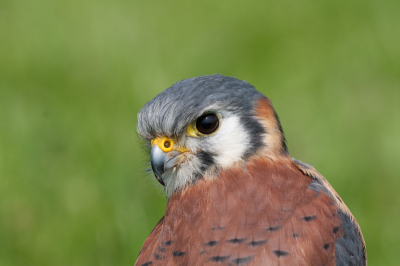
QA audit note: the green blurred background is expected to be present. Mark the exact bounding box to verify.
[1,1,399,265]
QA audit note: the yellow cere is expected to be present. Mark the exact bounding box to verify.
[151,137,174,152]
[151,137,190,153]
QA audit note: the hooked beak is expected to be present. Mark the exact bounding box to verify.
[150,145,182,186]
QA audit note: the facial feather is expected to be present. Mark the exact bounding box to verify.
[160,114,253,197]
[137,74,268,196]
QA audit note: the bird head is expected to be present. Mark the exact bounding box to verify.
[137,74,288,196]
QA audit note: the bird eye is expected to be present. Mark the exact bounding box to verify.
[196,114,219,134]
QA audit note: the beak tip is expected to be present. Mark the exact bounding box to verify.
[156,175,165,186]
[151,163,166,186]
[151,145,169,186]
[150,145,182,187]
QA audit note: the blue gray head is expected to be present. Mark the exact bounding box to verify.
[137,74,288,196]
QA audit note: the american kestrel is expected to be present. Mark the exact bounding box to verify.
[135,75,366,266]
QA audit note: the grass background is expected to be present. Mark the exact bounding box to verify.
[1,1,400,265]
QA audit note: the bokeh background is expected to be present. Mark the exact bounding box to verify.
[1,1,399,265]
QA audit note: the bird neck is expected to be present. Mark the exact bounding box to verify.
[166,157,306,218]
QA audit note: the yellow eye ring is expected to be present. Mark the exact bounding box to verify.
[187,113,221,137]
[151,137,174,152]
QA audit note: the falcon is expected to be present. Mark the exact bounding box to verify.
[135,74,366,266]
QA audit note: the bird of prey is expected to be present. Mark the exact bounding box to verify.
[135,74,366,266]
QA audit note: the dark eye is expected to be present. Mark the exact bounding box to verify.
[196,114,219,134]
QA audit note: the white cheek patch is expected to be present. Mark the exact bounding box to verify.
[206,115,249,168]
[160,115,250,197]
[183,115,250,169]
